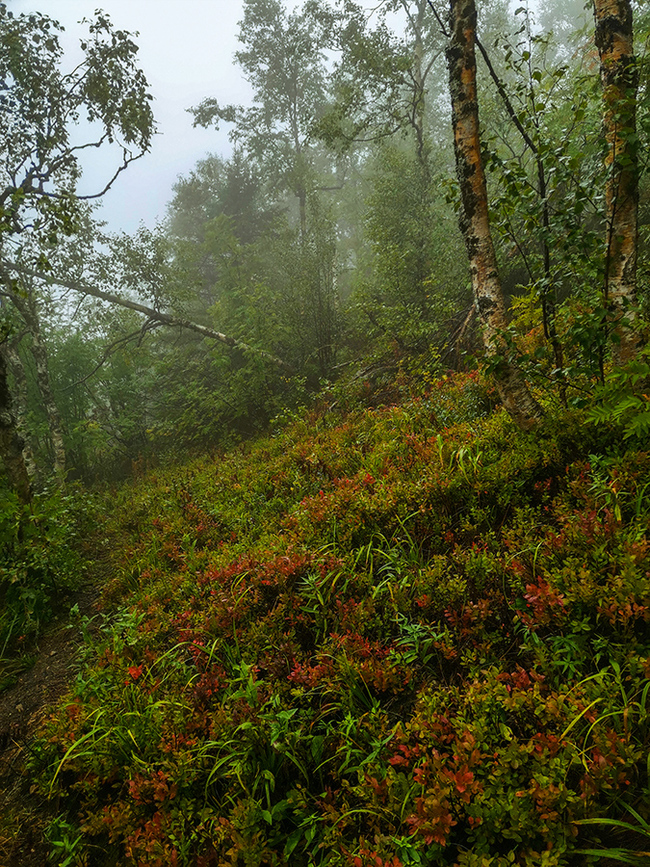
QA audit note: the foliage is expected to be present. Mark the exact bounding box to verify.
[353,144,469,356]
[167,152,274,248]
[585,349,650,441]
[2,4,650,861]
[190,0,329,214]
[0,3,153,244]
[4,0,648,489]
[0,0,154,494]
[15,373,650,865]
[0,486,89,688]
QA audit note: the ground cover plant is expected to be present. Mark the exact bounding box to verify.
[11,371,650,866]
[0,486,90,691]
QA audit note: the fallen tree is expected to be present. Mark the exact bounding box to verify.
[2,262,294,372]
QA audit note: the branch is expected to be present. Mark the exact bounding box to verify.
[2,262,294,372]
[426,0,449,38]
[76,148,146,200]
[68,132,111,155]
[64,322,163,390]
[474,34,537,154]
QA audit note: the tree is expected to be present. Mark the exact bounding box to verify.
[0,265,67,479]
[0,6,154,240]
[311,1,472,361]
[191,0,329,236]
[471,4,596,403]
[0,344,31,503]
[167,151,274,248]
[190,0,342,380]
[446,0,543,429]
[353,142,468,356]
[3,261,292,371]
[593,0,640,364]
[0,4,154,499]
[314,0,445,167]
[440,0,647,422]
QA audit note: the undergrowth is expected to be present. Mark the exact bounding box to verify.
[8,372,650,865]
[0,485,89,691]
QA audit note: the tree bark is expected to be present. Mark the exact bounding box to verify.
[593,0,639,364]
[0,343,32,504]
[4,337,39,484]
[26,304,67,481]
[2,262,294,372]
[446,0,542,429]
[474,34,567,407]
[6,287,67,481]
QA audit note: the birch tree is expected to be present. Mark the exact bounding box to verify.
[446,0,543,429]
[0,4,154,498]
[190,0,329,237]
[0,272,66,479]
[593,0,640,364]
[0,344,31,502]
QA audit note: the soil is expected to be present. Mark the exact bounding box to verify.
[0,578,102,866]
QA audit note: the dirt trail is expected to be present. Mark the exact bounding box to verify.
[0,574,103,865]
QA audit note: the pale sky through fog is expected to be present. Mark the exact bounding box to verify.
[7,0,406,235]
[10,0,267,234]
[10,1,544,235]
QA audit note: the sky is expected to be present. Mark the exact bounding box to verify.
[12,0,262,234]
[9,1,544,236]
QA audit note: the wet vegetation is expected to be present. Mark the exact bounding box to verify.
[1,0,650,863]
[4,373,650,864]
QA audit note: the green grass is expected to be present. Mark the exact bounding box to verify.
[7,372,650,866]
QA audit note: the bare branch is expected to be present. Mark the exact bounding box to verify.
[474,34,537,154]
[76,149,146,200]
[427,0,449,38]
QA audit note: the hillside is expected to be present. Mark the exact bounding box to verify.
[2,372,649,866]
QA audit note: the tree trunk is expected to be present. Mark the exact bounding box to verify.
[446,0,542,429]
[3,281,67,481]
[404,0,429,175]
[4,338,39,484]
[0,344,32,504]
[474,35,566,406]
[27,304,67,481]
[298,185,308,239]
[593,0,639,364]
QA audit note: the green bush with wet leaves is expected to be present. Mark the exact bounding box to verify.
[0,487,88,689]
[23,373,650,865]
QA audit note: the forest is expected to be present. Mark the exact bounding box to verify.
[1,0,650,863]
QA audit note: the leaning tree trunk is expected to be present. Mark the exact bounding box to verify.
[446,0,542,430]
[0,343,32,504]
[593,0,639,365]
[2,261,293,371]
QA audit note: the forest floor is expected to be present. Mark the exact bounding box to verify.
[0,552,107,865]
[2,388,650,865]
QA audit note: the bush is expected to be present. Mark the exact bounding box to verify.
[0,486,88,685]
[23,381,650,864]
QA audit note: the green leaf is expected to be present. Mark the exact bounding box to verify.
[284,828,303,858]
